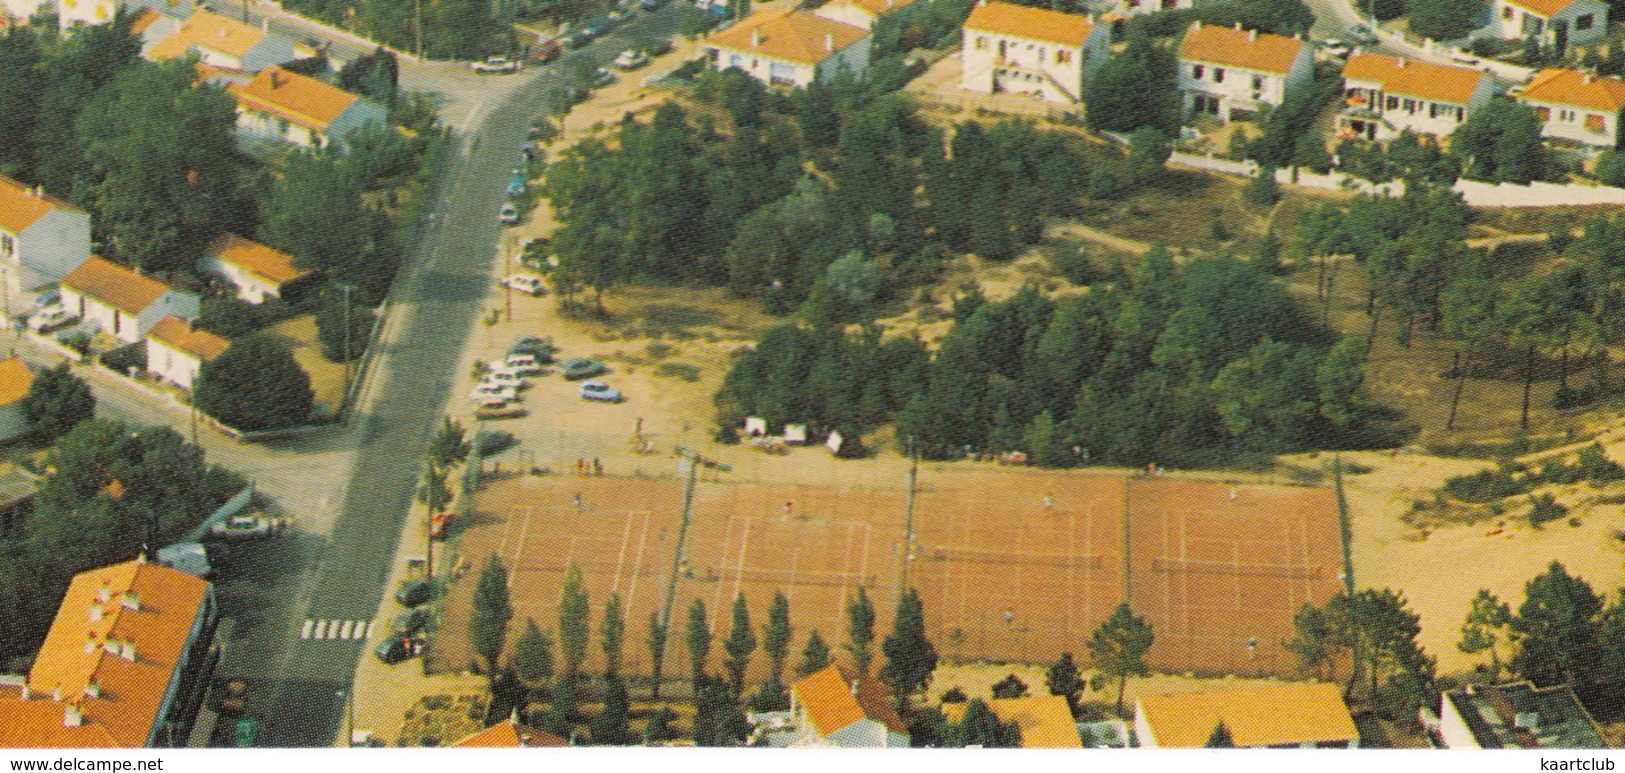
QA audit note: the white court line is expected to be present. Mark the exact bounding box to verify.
[712,516,738,627]
[623,511,652,615]
[786,548,800,606]
[509,505,537,587]
[610,511,636,595]
[364,622,375,640]
[319,620,334,639]
[729,516,752,603]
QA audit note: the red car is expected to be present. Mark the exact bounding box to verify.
[430,512,454,540]
[532,40,563,63]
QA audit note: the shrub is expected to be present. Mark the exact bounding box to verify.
[1576,443,1625,482]
[1442,468,1527,502]
[100,341,146,374]
[1527,493,1567,527]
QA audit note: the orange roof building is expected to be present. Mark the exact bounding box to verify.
[0,557,218,748]
[0,174,93,296]
[1339,53,1496,140]
[786,663,909,747]
[145,9,296,72]
[1134,683,1359,748]
[452,718,569,747]
[811,0,918,31]
[1516,68,1625,148]
[200,233,311,305]
[959,1,1112,104]
[942,695,1083,748]
[146,316,229,392]
[61,257,200,346]
[1492,0,1607,50]
[231,66,388,153]
[0,356,33,443]
[1178,22,1314,122]
[706,9,870,90]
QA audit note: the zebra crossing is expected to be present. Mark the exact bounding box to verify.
[300,619,376,641]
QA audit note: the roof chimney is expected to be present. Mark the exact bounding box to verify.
[83,632,98,654]
[1397,57,1406,68]
[1584,73,1594,84]
[63,702,82,728]
[52,684,61,702]
[1233,21,1242,30]
[88,604,103,623]
[120,639,136,662]
[218,26,226,41]
[97,579,111,604]
[84,679,100,699]
[19,682,29,701]
[751,28,761,48]
[1193,19,1202,29]
[121,591,140,612]
[1248,28,1257,42]
[850,679,860,696]
[826,32,834,52]
[102,638,119,656]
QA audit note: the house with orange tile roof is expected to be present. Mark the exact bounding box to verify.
[941,695,1083,748]
[0,356,34,442]
[960,0,1112,104]
[1492,0,1606,50]
[1113,0,1194,16]
[61,257,200,346]
[780,663,909,747]
[812,0,919,32]
[200,233,313,305]
[145,316,229,391]
[230,65,387,152]
[1134,682,1359,748]
[0,556,218,748]
[451,717,569,747]
[1178,22,1314,122]
[1514,68,1625,148]
[0,174,91,312]
[145,9,296,73]
[1338,53,1496,140]
[705,9,871,89]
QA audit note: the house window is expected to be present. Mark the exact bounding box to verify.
[1192,64,1205,78]
[1386,95,1399,110]
[1560,108,1575,122]
[1537,106,1552,121]
[1214,67,1225,82]
[975,36,987,50]
[1429,103,1439,118]
[1403,98,1415,112]
[1577,13,1595,29]
[0,235,12,259]
[1251,75,1264,90]
[1456,107,1465,120]
[769,61,797,87]
[1587,113,1607,132]
[1057,49,1073,64]
[112,310,120,336]
[730,53,743,68]
[1502,4,1513,19]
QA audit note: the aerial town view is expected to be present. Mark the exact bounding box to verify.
[0,0,1623,760]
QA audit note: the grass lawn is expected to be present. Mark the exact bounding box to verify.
[267,314,348,416]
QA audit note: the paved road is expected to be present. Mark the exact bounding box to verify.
[207,7,696,747]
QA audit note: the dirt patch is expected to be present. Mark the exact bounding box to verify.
[267,314,347,415]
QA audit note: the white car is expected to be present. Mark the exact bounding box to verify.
[471,57,522,73]
[27,306,75,333]
[484,368,527,389]
[470,383,519,402]
[612,49,649,70]
[499,203,520,225]
[502,274,545,296]
[504,354,545,375]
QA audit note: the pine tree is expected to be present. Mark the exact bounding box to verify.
[686,598,712,684]
[22,363,95,443]
[588,674,634,745]
[427,416,470,472]
[990,673,1029,699]
[1206,721,1236,747]
[1458,589,1512,681]
[194,335,313,431]
[1084,35,1179,134]
[558,564,591,678]
[470,556,514,677]
[647,612,669,699]
[0,27,44,179]
[1126,127,1172,187]
[513,619,555,686]
[601,593,626,677]
[1511,562,1606,688]
[722,594,757,695]
[879,588,938,702]
[1087,602,1154,715]
[845,587,877,673]
[798,630,833,677]
[762,591,793,682]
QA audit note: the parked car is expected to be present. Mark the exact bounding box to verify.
[639,0,666,10]
[532,40,563,62]
[564,28,594,48]
[509,336,559,362]
[395,580,432,607]
[207,514,278,541]
[429,512,454,540]
[1343,24,1377,44]
[506,174,527,198]
[559,357,607,380]
[391,608,430,637]
[470,383,519,402]
[503,274,545,296]
[613,49,649,70]
[504,355,545,375]
[499,202,520,225]
[471,56,522,73]
[579,380,623,403]
[474,429,518,455]
[591,67,616,87]
[27,306,76,333]
[483,369,527,389]
[1317,39,1351,57]
[214,680,249,715]
[373,635,416,664]
[475,401,528,420]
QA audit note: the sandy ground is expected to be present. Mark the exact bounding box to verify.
[268,314,348,415]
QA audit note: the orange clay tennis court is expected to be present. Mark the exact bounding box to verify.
[434,469,1343,680]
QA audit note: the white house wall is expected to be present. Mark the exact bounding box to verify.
[818,37,870,83]
[326,99,389,152]
[200,255,282,304]
[1180,46,1312,121]
[812,3,876,30]
[15,208,92,289]
[137,291,200,343]
[1524,97,1620,146]
[961,27,1107,104]
[1436,696,1482,748]
[146,338,202,390]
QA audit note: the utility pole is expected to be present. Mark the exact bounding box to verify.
[414,0,424,59]
[893,437,918,598]
[658,448,729,653]
[339,284,354,414]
